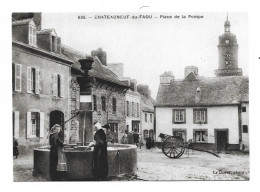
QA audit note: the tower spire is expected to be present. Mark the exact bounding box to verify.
[226,13,228,21]
[224,13,230,32]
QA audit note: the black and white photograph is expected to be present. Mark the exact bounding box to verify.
[11,11,250,182]
[3,0,260,190]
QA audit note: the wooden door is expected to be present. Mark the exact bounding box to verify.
[217,131,227,151]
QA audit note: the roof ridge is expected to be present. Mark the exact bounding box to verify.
[61,44,87,57]
[12,18,33,25]
[37,28,57,35]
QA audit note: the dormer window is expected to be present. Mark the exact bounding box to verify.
[51,35,57,52]
[29,24,37,47]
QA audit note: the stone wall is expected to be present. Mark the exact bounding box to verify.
[69,77,80,144]
[92,81,126,143]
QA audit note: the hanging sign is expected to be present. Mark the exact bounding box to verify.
[80,95,92,103]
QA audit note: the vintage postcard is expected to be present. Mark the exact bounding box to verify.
[12,12,249,182]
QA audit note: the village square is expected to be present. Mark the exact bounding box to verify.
[12,13,249,181]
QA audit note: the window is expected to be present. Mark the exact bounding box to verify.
[31,68,36,93]
[172,109,186,124]
[13,111,19,139]
[149,130,154,138]
[27,112,44,139]
[132,102,135,117]
[126,125,129,131]
[14,64,22,92]
[126,101,129,117]
[193,108,207,124]
[108,123,118,143]
[29,24,37,47]
[242,107,246,112]
[112,98,116,113]
[51,36,57,52]
[31,112,40,137]
[101,96,106,111]
[57,74,61,97]
[52,73,64,97]
[145,113,147,122]
[173,129,186,142]
[150,114,153,123]
[27,67,40,94]
[194,130,207,143]
[132,122,139,132]
[93,95,97,111]
[137,103,139,117]
[243,125,248,133]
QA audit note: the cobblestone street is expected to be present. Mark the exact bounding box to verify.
[13,147,249,181]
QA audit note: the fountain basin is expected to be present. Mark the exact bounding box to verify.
[33,144,137,180]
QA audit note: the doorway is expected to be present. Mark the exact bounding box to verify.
[50,110,64,142]
[132,121,140,132]
[109,123,118,143]
[143,130,148,139]
[216,130,228,151]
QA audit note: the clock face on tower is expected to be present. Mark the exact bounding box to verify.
[225,39,229,44]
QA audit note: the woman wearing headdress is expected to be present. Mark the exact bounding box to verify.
[88,122,109,180]
[49,124,64,181]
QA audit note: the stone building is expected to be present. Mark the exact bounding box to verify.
[137,85,155,141]
[61,46,129,144]
[107,63,142,138]
[124,79,141,134]
[155,16,249,151]
[107,63,156,142]
[12,14,73,154]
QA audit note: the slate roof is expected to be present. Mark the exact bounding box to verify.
[155,75,249,107]
[13,41,73,64]
[61,44,129,87]
[141,95,154,112]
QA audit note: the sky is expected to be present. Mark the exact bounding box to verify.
[42,12,248,99]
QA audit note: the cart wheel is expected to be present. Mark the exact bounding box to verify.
[162,136,185,159]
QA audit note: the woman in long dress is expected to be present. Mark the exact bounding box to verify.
[88,122,109,180]
[49,124,64,181]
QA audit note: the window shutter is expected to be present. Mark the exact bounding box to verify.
[15,64,22,92]
[40,112,44,137]
[35,69,40,94]
[14,111,19,139]
[183,109,186,123]
[172,110,175,123]
[27,67,32,93]
[204,109,207,124]
[193,109,196,124]
[27,112,32,139]
[60,74,64,97]
[52,73,57,96]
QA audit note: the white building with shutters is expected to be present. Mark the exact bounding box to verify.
[12,15,73,154]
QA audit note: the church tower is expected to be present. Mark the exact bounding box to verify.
[215,15,243,77]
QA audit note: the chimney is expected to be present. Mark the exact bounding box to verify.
[160,71,174,84]
[12,12,42,30]
[184,66,198,78]
[107,63,124,78]
[91,48,107,66]
[130,79,137,92]
[137,84,150,97]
